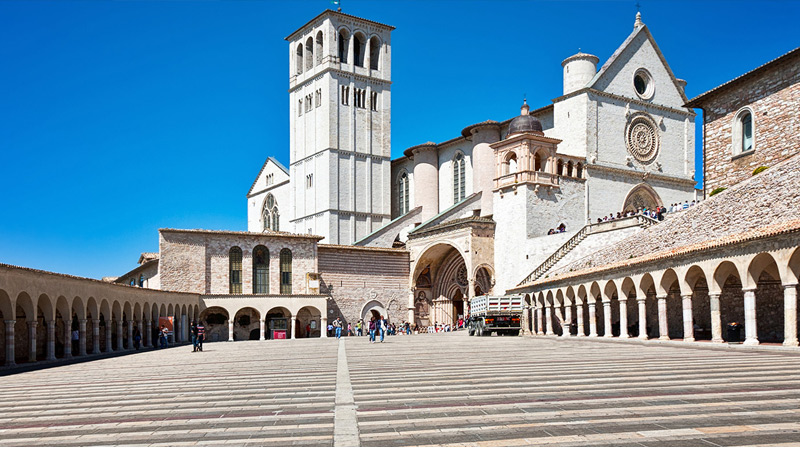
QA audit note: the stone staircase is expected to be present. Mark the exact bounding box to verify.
[517,215,659,286]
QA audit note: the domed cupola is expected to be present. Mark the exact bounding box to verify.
[506,100,543,138]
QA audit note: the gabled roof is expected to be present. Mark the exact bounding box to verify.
[138,252,159,265]
[587,23,689,105]
[685,47,800,108]
[247,157,289,197]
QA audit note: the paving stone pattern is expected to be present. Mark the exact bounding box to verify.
[2,332,800,446]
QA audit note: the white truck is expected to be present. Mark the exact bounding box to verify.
[468,295,524,336]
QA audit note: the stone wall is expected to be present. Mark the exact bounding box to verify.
[318,245,409,326]
[700,55,800,193]
[159,229,320,295]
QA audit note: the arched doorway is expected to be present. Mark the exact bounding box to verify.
[451,289,464,325]
[412,243,470,328]
[199,307,229,342]
[622,183,662,213]
[265,307,291,340]
[233,307,261,341]
[297,306,322,338]
[362,301,387,323]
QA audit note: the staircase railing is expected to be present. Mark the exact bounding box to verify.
[517,225,591,286]
[517,215,660,286]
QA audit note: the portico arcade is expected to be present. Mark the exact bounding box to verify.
[517,243,800,347]
[198,295,328,341]
[0,263,200,366]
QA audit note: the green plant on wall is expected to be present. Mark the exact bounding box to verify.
[752,166,769,175]
[709,187,727,196]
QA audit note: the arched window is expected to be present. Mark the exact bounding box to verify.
[566,161,574,177]
[280,249,292,294]
[557,159,564,176]
[398,171,409,215]
[338,30,349,64]
[315,31,324,65]
[253,245,269,294]
[138,275,144,287]
[576,162,583,179]
[263,193,279,231]
[741,113,753,151]
[305,37,313,71]
[369,36,380,70]
[504,152,517,175]
[453,153,465,203]
[229,247,243,294]
[534,152,543,172]
[353,33,365,67]
[733,107,755,156]
[295,43,303,75]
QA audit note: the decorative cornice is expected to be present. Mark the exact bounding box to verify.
[284,9,395,42]
[586,162,696,186]
[289,67,392,92]
[159,228,325,241]
[553,88,695,117]
[408,216,495,240]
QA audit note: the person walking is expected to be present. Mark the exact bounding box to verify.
[190,321,198,352]
[159,325,168,349]
[71,327,80,354]
[196,322,205,351]
[379,315,386,343]
[133,327,141,350]
[334,317,342,339]
[369,317,376,343]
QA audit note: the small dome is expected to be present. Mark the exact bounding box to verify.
[507,100,543,138]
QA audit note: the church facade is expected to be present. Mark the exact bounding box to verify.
[241,9,699,329]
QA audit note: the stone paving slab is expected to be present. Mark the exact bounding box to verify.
[2,331,800,446]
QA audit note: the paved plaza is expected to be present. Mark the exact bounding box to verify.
[2,332,800,447]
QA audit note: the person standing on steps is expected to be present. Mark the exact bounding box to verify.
[334,317,342,339]
[190,321,198,352]
[369,317,377,343]
[196,321,205,352]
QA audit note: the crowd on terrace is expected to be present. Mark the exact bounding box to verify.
[596,200,700,224]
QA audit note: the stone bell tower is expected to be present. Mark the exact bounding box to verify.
[285,10,394,245]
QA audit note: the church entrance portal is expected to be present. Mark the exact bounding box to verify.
[412,243,491,329]
[622,183,662,213]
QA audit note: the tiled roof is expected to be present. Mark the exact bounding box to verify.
[159,228,325,241]
[0,263,197,296]
[686,47,800,107]
[284,9,394,41]
[520,152,800,289]
[318,244,409,254]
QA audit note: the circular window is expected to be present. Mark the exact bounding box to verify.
[633,69,654,99]
[625,113,660,164]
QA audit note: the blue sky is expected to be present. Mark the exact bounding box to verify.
[1,0,798,279]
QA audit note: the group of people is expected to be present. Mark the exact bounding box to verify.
[423,319,465,333]
[324,316,433,342]
[546,223,567,235]
[597,200,701,224]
